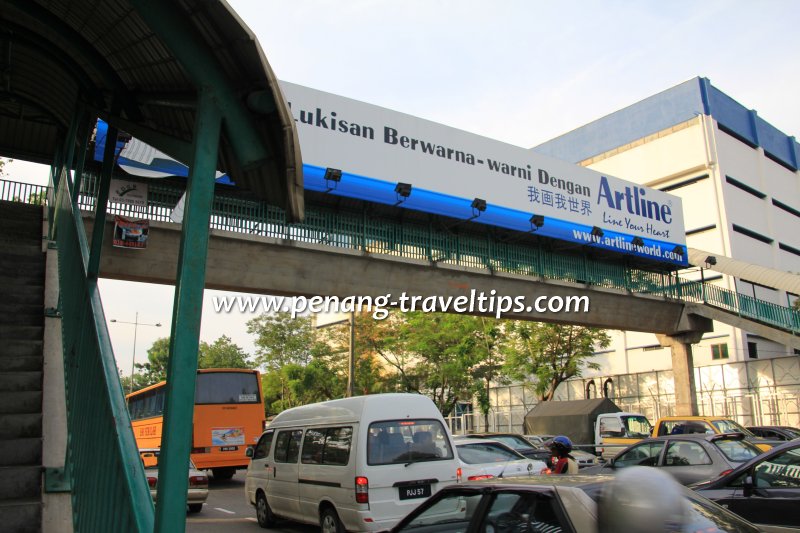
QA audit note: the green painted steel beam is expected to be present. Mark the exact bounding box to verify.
[130,0,274,169]
[155,88,222,533]
[5,0,141,121]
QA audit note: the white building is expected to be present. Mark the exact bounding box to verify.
[482,78,800,431]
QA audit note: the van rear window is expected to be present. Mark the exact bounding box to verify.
[368,419,454,465]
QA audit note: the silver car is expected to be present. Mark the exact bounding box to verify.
[139,448,209,513]
[580,433,761,485]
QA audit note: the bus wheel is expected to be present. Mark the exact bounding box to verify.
[188,504,203,513]
[212,467,235,480]
[256,492,276,528]
[320,506,344,533]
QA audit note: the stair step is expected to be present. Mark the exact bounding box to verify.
[0,498,41,533]
[0,439,42,467]
[0,391,42,414]
[0,413,42,438]
[0,325,43,341]
[0,372,42,392]
[0,466,41,500]
[0,341,43,358]
[0,356,43,372]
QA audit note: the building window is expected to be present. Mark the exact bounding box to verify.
[603,378,614,399]
[772,198,800,219]
[779,242,800,257]
[586,381,597,399]
[686,224,717,236]
[731,224,774,245]
[748,342,758,359]
[659,174,709,192]
[711,343,729,360]
[725,176,767,199]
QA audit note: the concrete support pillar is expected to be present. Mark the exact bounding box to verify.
[657,332,704,416]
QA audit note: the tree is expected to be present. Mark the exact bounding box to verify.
[503,323,610,401]
[134,336,171,387]
[0,157,10,177]
[248,312,316,412]
[470,317,507,431]
[247,312,314,369]
[198,335,251,369]
[394,312,482,416]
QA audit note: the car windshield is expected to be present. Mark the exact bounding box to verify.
[782,427,800,439]
[711,420,754,436]
[368,419,454,465]
[623,416,652,438]
[457,443,525,464]
[713,439,761,462]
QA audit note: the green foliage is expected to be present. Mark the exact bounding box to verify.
[134,336,171,387]
[502,323,610,401]
[247,312,314,369]
[198,335,251,369]
[393,312,483,417]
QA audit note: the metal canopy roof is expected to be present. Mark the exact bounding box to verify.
[0,0,303,220]
[688,247,800,294]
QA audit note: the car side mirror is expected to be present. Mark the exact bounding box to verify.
[245,446,254,458]
[742,475,754,497]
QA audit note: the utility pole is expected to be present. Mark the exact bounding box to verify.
[110,311,162,395]
[347,310,355,397]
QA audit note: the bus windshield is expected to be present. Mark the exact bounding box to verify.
[195,372,261,404]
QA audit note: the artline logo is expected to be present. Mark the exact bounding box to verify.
[116,183,138,197]
[596,176,673,223]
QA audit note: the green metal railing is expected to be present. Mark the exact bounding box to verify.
[70,173,800,335]
[48,173,155,532]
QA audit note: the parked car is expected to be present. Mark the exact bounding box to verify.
[454,439,547,480]
[580,433,761,485]
[389,474,769,533]
[652,416,782,451]
[139,448,208,513]
[456,433,552,464]
[746,425,800,441]
[693,439,800,528]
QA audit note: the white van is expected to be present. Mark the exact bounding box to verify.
[244,393,461,532]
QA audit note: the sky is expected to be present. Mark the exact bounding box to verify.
[3,0,800,377]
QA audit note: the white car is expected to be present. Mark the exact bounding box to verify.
[455,439,547,481]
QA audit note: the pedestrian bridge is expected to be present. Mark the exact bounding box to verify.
[66,175,799,347]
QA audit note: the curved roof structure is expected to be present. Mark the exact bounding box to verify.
[688,247,800,294]
[0,0,303,220]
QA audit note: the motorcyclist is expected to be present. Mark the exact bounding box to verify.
[549,435,578,474]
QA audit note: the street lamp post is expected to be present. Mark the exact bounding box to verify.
[110,311,162,395]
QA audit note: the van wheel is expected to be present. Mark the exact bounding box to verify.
[188,503,203,513]
[256,492,276,528]
[320,507,344,533]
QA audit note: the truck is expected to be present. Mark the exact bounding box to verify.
[523,398,652,461]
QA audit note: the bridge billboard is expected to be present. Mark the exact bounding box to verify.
[280,82,687,267]
[95,82,687,267]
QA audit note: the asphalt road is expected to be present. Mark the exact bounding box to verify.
[186,471,317,533]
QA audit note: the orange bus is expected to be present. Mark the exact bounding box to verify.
[126,368,265,480]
